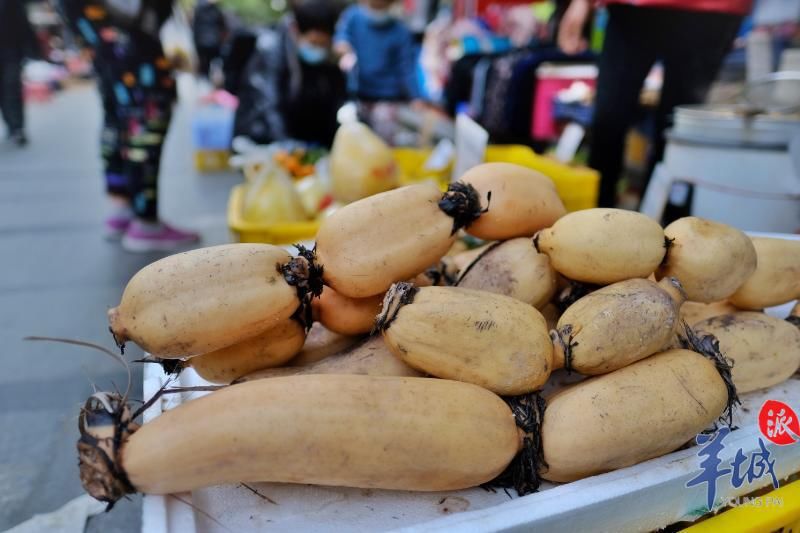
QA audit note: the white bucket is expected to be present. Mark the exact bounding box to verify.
[641,104,800,233]
[664,139,800,232]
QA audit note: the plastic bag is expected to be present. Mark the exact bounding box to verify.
[242,165,308,224]
[329,122,399,203]
[296,174,332,218]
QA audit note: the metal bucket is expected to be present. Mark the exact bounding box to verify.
[659,104,800,233]
[671,104,800,148]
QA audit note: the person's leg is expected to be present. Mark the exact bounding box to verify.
[0,58,6,131]
[0,54,26,144]
[588,5,659,207]
[124,98,169,223]
[124,50,176,222]
[60,0,138,233]
[643,9,741,218]
[97,72,135,237]
[649,10,742,177]
[196,46,212,79]
[121,51,198,251]
[100,84,127,198]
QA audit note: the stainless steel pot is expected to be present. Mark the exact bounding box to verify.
[671,104,800,148]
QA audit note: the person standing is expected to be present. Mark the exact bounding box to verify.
[558,0,751,208]
[60,0,199,251]
[192,0,228,80]
[233,0,346,147]
[0,0,39,146]
[334,0,422,104]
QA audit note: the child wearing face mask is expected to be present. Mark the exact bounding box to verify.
[232,0,346,147]
[335,0,422,105]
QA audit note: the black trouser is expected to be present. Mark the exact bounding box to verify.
[196,44,219,79]
[0,53,24,134]
[589,5,742,207]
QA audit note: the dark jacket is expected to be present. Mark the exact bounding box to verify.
[0,0,40,60]
[335,5,420,101]
[233,19,346,147]
[193,2,227,49]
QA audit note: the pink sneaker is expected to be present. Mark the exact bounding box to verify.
[105,215,133,240]
[121,220,200,252]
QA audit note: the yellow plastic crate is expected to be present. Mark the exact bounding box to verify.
[393,147,451,190]
[194,149,230,173]
[228,184,320,244]
[484,145,599,212]
[684,479,800,533]
[228,145,599,244]
[394,145,599,211]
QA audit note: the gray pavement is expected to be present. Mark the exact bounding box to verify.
[0,78,240,532]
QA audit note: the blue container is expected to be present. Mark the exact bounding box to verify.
[192,105,234,150]
[552,100,594,127]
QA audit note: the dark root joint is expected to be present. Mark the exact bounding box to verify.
[486,393,547,496]
[438,182,488,235]
[135,356,186,376]
[550,326,577,373]
[423,263,457,287]
[678,322,740,427]
[373,282,419,333]
[554,281,598,312]
[109,326,126,355]
[78,393,137,509]
[279,244,325,331]
[660,236,676,267]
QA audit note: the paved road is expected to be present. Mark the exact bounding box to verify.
[0,78,240,532]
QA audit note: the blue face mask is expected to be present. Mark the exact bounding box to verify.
[297,43,328,65]
[364,6,393,26]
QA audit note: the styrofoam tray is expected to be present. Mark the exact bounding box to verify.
[141,302,800,533]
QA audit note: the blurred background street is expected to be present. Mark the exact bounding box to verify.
[0,77,239,532]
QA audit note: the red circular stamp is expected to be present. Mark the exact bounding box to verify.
[759,400,800,446]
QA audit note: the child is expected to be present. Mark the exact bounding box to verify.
[60,0,199,251]
[335,0,422,104]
